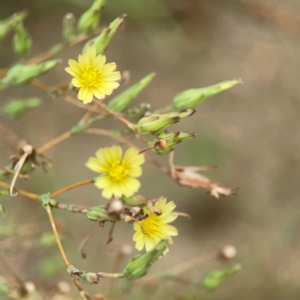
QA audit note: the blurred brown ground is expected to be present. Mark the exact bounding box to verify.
[1,0,300,299]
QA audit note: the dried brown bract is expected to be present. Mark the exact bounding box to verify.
[169,152,235,198]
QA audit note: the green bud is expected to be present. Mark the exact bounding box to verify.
[108,73,155,113]
[171,79,242,110]
[78,0,106,35]
[121,194,148,206]
[151,131,196,155]
[62,13,76,43]
[124,103,151,122]
[202,263,242,291]
[12,20,32,57]
[0,60,59,90]
[123,240,168,279]
[83,272,99,284]
[2,98,40,119]
[87,205,118,222]
[0,10,28,41]
[83,14,126,55]
[137,109,196,136]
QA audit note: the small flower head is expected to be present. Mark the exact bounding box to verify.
[65,45,121,104]
[133,198,178,252]
[86,145,145,199]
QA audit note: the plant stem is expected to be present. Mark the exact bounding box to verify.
[49,179,94,198]
[45,204,71,267]
[0,180,40,201]
[37,131,71,153]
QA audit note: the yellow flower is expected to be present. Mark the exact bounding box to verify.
[133,198,178,252]
[86,145,145,199]
[65,45,121,104]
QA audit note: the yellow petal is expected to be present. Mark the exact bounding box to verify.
[86,45,96,63]
[86,157,107,173]
[135,238,145,251]
[127,166,142,177]
[94,55,106,69]
[159,213,178,223]
[82,90,94,104]
[163,225,178,236]
[123,148,145,168]
[102,72,121,81]
[72,78,82,88]
[95,176,111,188]
[103,81,120,89]
[102,63,116,74]
[93,88,105,99]
[78,87,88,101]
[67,59,81,73]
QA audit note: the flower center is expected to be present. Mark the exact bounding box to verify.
[81,65,102,88]
[108,161,128,182]
[140,212,165,236]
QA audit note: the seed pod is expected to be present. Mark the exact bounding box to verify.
[12,20,32,57]
[0,60,59,90]
[62,13,76,43]
[78,0,106,35]
[171,79,242,110]
[86,205,118,222]
[83,14,126,55]
[137,109,196,136]
[108,73,155,113]
[151,131,196,155]
[122,240,168,279]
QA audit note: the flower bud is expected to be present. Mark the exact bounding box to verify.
[202,264,242,291]
[0,60,59,90]
[83,14,126,55]
[0,10,28,41]
[86,205,118,222]
[108,73,155,113]
[62,13,76,43]
[121,194,148,206]
[122,240,168,279]
[137,109,196,136]
[151,131,196,155]
[78,0,106,35]
[12,20,32,57]
[3,98,40,119]
[124,103,151,122]
[83,272,100,284]
[171,79,242,110]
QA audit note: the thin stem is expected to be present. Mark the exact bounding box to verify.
[0,253,26,293]
[27,28,103,65]
[72,276,92,300]
[138,254,215,284]
[87,128,171,175]
[49,179,94,199]
[106,222,116,244]
[77,223,98,258]
[0,180,40,201]
[31,79,105,114]
[37,131,72,153]
[45,204,70,267]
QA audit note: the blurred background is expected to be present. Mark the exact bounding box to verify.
[1,0,300,299]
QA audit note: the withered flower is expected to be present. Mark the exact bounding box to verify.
[169,152,235,198]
